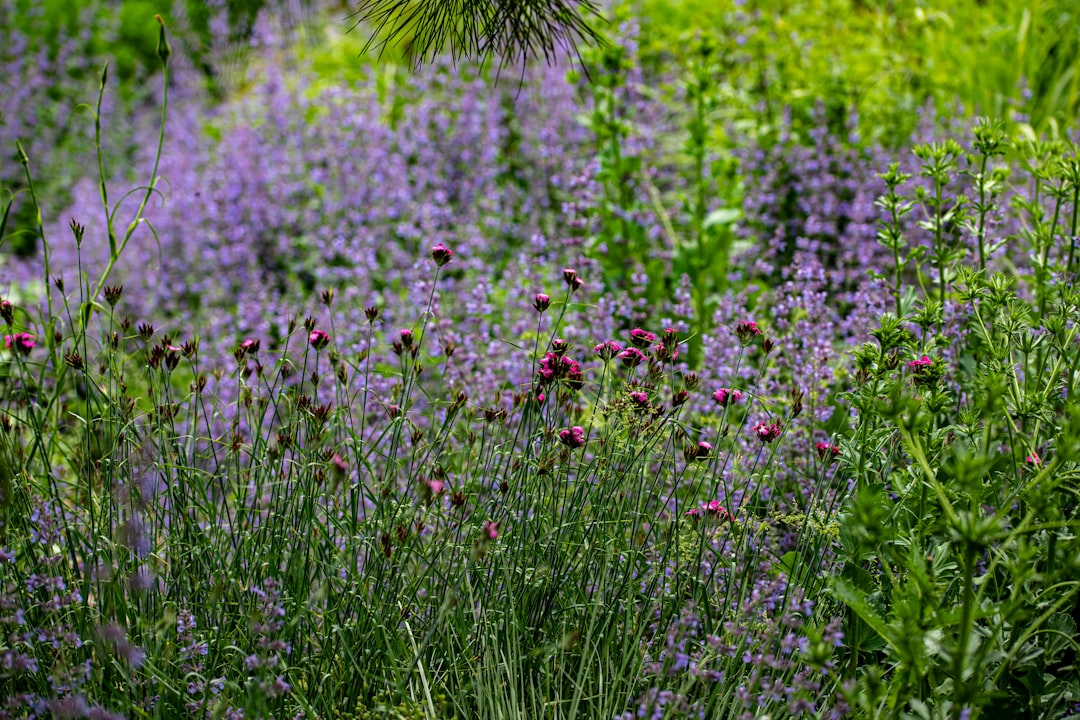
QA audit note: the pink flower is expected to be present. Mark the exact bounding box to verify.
[628,390,649,407]
[431,242,454,267]
[629,328,656,349]
[4,333,35,356]
[558,426,586,449]
[735,321,762,345]
[562,268,583,291]
[753,421,782,444]
[532,293,551,313]
[1025,452,1041,466]
[238,338,260,355]
[815,441,840,460]
[309,329,330,350]
[908,355,933,369]
[482,520,499,540]
[618,347,647,368]
[712,388,743,406]
[686,500,733,521]
[594,340,623,361]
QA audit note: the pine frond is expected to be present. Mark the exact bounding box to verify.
[348,0,605,68]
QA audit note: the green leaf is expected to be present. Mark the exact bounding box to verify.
[831,575,893,652]
[703,207,741,228]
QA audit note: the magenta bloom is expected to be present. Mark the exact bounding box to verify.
[309,329,330,350]
[238,338,260,355]
[712,388,743,406]
[594,340,623,361]
[4,333,35,356]
[908,355,933,369]
[482,520,499,540]
[735,320,763,345]
[628,390,649,407]
[1025,452,1041,466]
[431,242,454,267]
[815,441,840,460]
[753,421,782,444]
[686,500,733,521]
[629,328,656,349]
[618,347,647,368]
[558,426,586,449]
[532,293,551,313]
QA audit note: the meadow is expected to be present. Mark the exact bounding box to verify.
[1,1,1079,718]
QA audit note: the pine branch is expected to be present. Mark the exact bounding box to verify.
[348,0,605,68]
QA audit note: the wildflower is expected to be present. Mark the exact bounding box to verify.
[629,328,656,348]
[309,329,330,350]
[431,242,454,267]
[907,354,942,387]
[532,293,551,313]
[103,285,123,307]
[671,389,690,408]
[735,320,762,345]
[684,440,713,462]
[618,347,647,368]
[4,333,35,356]
[594,340,623,361]
[482,520,499,540]
[559,426,586,449]
[654,342,679,363]
[628,390,649,407]
[686,500,733,521]
[712,388,743,406]
[1025,451,1041,466]
[0,300,12,325]
[238,338,260,355]
[815,441,840,460]
[753,421,782,444]
[399,329,414,348]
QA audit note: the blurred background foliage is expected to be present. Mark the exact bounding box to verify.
[6,0,1079,158]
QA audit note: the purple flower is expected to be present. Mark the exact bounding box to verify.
[308,328,330,350]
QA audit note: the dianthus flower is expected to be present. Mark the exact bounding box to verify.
[712,388,743,406]
[735,320,762,345]
[431,242,454,267]
[629,328,656,349]
[308,329,330,350]
[558,426,586,449]
[618,347,647,368]
[4,333,35,356]
[753,421,782,444]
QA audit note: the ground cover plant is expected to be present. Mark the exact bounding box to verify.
[2,3,1080,719]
